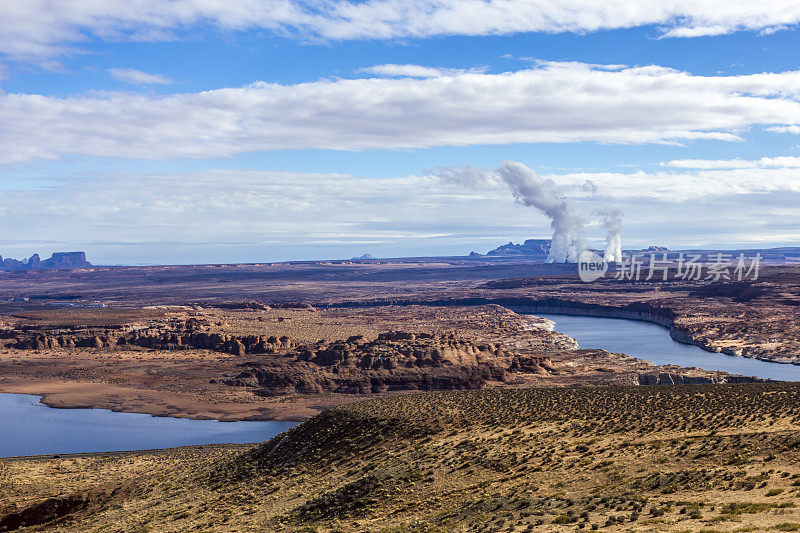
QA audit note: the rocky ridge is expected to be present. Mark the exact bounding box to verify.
[221,330,557,394]
[5,317,294,356]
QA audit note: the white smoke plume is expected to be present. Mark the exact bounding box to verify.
[596,206,623,262]
[435,161,587,263]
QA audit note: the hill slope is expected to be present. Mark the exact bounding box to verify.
[6,383,800,531]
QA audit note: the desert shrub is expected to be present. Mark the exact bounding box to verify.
[553,514,577,524]
[773,524,800,532]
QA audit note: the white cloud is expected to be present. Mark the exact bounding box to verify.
[0,0,307,64]
[108,68,172,85]
[4,1,800,64]
[359,64,447,78]
[320,1,800,40]
[768,125,800,134]
[6,62,800,163]
[359,64,487,78]
[551,167,800,201]
[663,156,800,169]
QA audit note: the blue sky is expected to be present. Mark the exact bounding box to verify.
[2,2,800,264]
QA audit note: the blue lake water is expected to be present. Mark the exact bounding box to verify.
[0,393,297,458]
[536,313,800,382]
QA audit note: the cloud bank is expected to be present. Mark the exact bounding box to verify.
[4,163,800,264]
[5,1,800,63]
[5,62,800,163]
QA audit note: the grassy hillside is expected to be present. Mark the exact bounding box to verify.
[6,383,800,531]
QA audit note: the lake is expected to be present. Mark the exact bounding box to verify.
[3,313,794,457]
[0,393,297,458]
[536,313,800,382]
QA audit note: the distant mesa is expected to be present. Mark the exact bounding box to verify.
[480,240,674,258]
[351,254,376,260]
[0,251,92,271]
[643,245,670,254]
[485,239,551,257]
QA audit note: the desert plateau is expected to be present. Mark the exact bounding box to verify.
[1,255,800,531]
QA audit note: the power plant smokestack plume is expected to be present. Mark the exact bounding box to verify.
[496,161,587,263]
[435,161,588,263]
[596,206,623,262]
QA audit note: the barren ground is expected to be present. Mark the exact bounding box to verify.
[2,259,800,532]
[0,303,755,420]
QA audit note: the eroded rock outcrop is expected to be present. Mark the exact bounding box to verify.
[220,330,556,394]
[6,317,294,357]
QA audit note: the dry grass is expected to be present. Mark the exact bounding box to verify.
[6,383,800,531]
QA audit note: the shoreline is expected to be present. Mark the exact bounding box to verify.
[0,390,288,421]
[0,380,428,422]
[508,303,796,364]
[0,441,254,462]
[0,380,315,422]
[327,296,793,365]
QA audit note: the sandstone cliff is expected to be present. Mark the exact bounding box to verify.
[220,330,556,395]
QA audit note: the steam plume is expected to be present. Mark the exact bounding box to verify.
[436,161,587,263]
[596,206,623,262]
